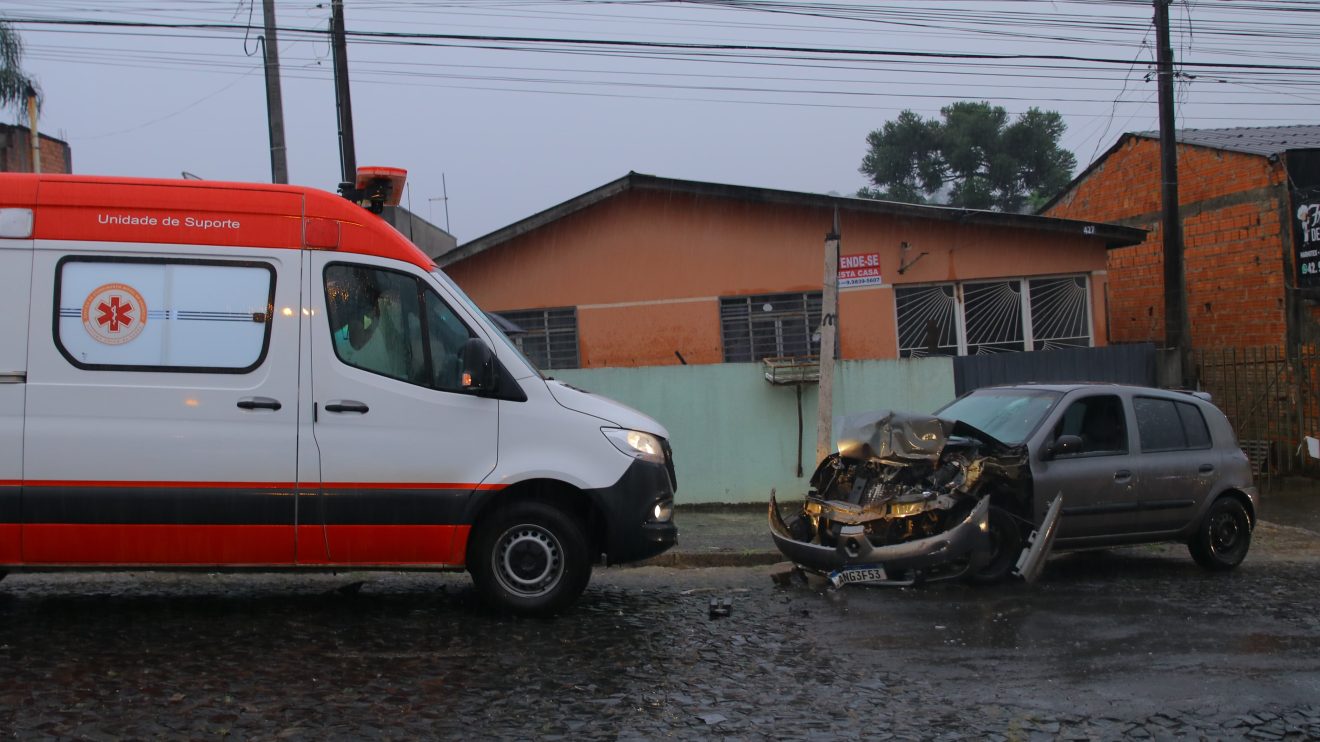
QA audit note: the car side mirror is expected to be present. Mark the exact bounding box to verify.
[1047,434,1084,459]
[459,338,496,393]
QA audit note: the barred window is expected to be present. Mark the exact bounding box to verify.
[496,307,580,370]
[896,284,958,357]
[897,275,1092,357]
[720,292,822,362]
[964,280,1024,354]
[1028,276,1091,350]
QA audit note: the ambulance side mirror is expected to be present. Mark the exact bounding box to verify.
[459,338,496,393]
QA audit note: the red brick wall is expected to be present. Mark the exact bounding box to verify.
[0,125,72,174]
[1045,136,1287,349]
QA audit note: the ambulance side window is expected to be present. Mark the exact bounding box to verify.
[54,257,275,373]
[324,264,474,392]
[425,288,476,392]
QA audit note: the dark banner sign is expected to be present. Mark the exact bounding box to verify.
[1288,151,1320,289]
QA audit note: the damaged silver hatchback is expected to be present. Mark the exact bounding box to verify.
[770,384,1259,587]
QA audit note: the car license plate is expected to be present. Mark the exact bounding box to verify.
[829,565,888,587]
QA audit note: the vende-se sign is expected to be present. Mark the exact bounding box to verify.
[838,252,882,288]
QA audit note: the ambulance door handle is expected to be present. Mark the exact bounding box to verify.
[324,400,369,414]
[237,397,283,411]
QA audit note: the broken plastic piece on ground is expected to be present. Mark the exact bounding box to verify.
[708,597,732,618]
[769,562,807,587]
[1013,493,1063,584]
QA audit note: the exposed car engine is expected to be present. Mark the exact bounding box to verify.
[771,410,1032,583]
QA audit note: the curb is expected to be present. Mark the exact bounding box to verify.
[634,551,784,569]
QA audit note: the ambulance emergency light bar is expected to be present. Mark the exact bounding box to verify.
[339,166,406,214]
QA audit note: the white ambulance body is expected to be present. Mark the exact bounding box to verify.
[0,172,677,614]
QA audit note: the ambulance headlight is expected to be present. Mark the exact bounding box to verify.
[602,428,666,465]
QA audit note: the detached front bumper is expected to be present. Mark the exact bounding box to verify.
[768,495,991,574]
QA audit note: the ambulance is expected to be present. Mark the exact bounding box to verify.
[0,170,677,614]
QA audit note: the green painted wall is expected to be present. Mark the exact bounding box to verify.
[554,359,956,504]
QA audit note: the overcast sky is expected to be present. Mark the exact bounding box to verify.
[6,0,1319,242]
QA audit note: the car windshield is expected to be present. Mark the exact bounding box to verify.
[936,389,1063,445]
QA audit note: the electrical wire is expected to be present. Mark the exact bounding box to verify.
[8,0,1320,164]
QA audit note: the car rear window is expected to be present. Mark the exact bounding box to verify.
[1177,401,1213,448]
[1134,396,1212,452]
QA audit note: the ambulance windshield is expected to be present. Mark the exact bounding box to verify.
[429,268,542,379]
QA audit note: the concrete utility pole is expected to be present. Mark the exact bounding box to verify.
[1154,0,1190,382]
[261,0,289,184]
[815,209,840,464]
[331,0,357,190]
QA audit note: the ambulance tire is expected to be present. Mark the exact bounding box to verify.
[469,501,592,615]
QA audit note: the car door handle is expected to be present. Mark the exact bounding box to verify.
[1198,464,1215,474]
[1113,469,1133,483]
[237,397,282,411]
[324,400,369,414]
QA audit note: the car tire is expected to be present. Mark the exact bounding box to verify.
[968,505,1023,585]
[468,500,592,615]
[1188,497,1252,571]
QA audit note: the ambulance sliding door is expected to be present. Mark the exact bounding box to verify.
[22,245,302,565]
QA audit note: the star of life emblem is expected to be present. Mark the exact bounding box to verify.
[82,283,148,345]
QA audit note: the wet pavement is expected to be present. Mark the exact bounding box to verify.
[1259,477,1320,533]
[2,518,1319,739]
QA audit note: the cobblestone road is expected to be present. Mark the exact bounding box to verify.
[2,522,1319,739]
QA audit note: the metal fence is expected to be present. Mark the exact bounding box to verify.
[1191,346,1320,487]
[952,342,1157,396]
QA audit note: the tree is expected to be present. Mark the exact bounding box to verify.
[858,102,1076,213]
[0,19,38,115]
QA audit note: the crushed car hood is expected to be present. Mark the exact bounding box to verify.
[835,409,1014,463]
[770,406,1050,586]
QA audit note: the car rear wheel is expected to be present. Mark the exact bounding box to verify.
[967,505,1022,584]
[1188,497,1252,571]
[469,500,592,615]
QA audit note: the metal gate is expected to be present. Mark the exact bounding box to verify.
[1191,346,1320,487]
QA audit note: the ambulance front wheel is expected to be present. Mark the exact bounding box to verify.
[468,501,592,615]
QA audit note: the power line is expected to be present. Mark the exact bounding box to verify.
[10,16,1320,73]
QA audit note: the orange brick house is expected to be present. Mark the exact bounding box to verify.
[442,173,1141,369]
[1042,125,1320,350]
